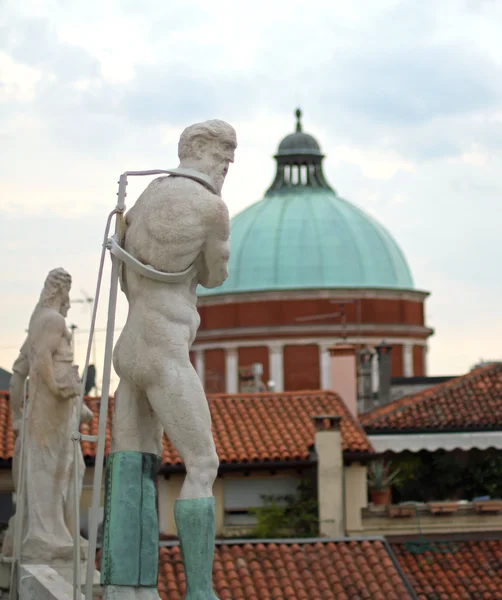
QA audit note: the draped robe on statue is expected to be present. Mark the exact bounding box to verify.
[22,331,86,562]
[2,325,87,563]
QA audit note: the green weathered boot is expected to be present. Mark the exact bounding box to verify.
[174,497,219,600]
[100,451,161,587]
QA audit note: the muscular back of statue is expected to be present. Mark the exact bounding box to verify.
[102,119,236,599]
[121,174,228,331]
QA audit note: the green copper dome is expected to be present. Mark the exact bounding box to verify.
[199,110,413,296]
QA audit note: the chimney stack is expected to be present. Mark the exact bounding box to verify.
[312,415,344,538]
[358,348,374,413]
[376,342,392,406]
[239,363,265,393]
[328,345,357,417]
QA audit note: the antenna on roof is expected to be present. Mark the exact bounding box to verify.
[71,290,99,393]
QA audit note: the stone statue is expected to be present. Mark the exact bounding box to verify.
[101,120,236,599]
[2,268,93,563]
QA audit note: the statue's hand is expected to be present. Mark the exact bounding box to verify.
[57,366,82,401]
[12,420,21,436]
[58,382,81,401]
[195,252,209,286]
[80,404,94,424]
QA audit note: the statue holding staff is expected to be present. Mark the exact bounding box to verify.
[101,120,236,599]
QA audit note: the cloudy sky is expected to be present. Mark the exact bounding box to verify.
[1,0,501,389]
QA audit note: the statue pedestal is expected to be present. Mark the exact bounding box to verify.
[103,585,161,599]
[52,562,102,598]
[0,555,102,598]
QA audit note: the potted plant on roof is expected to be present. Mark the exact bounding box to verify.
[367,460,401,506]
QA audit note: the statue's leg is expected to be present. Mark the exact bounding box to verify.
[101,380,163,597]
[110,380,163,457]
[173,497,219,600]
[101,450,161,585]
[146,358,218,500]
[146,359,219,600]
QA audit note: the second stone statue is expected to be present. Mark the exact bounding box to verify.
[3,268,93,564]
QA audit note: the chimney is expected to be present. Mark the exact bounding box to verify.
[376,342,392,406]
[328,345,357,417]
[238,363,265,393]
[357,348,374,413]
[312,415,344,538]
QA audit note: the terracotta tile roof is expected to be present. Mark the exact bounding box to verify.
[80,395,112,459]
[0,393,14,462]
[392,539,502,599]
[0,390,372,464]
[97,539,414,599]
[361,363,502,432]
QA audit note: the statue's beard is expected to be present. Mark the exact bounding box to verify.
[212,172,226,195]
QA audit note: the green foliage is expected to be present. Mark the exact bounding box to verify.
[464,451,502,498]
[392,449,502,502]
[367,460,401,491]
[250,479,318,538]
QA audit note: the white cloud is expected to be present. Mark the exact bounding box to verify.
[334,145,416,180]
[457,151,489,167]
[0,0,501,379]
[0,51,40,101]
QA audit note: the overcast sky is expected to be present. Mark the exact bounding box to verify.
[1,0,501,388]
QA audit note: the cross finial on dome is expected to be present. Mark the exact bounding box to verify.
[295,108,302,132]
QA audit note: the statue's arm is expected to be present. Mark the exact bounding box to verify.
[30,314,70,400]
[80,403,94,424]
[10,342,29,431]
[199,199,230,289]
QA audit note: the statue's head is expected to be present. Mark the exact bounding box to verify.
[178,119,237,194]
[39,268,72,316]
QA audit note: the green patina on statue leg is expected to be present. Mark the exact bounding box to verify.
[100,451,161,586]
[174,497,219,600]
